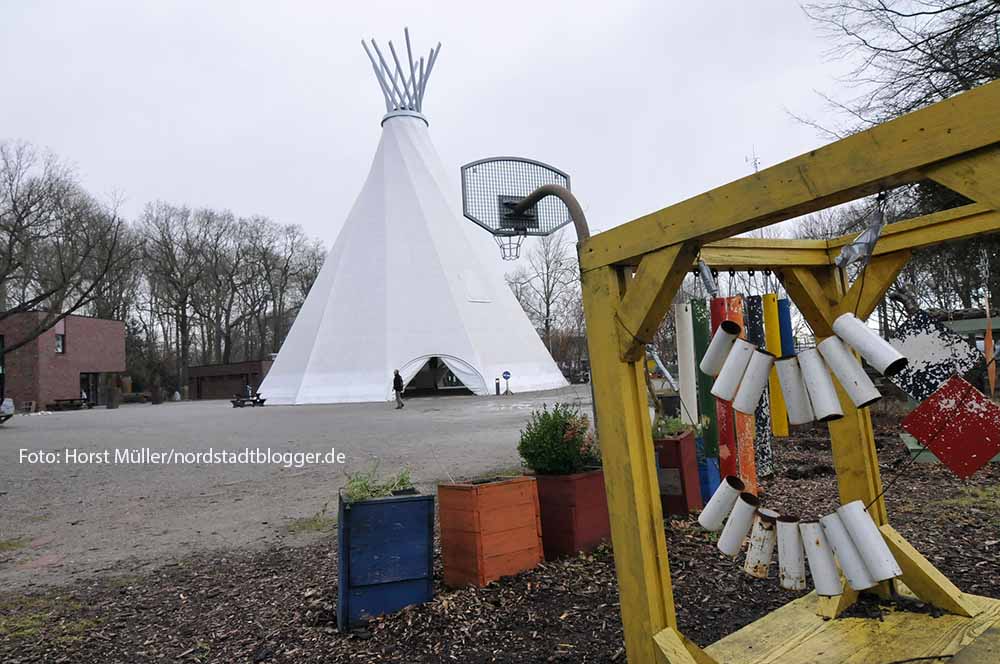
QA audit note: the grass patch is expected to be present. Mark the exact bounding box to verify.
[940,485,1000,522]
[0,538,26,552]
[0,595,95,642]
[287,505,335,534]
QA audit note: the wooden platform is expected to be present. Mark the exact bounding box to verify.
[705,592,1000,664]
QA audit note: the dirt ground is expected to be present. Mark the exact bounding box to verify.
[2,416,999,663]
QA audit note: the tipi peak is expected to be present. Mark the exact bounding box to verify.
[362,28,442,125]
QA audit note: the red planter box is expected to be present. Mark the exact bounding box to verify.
[535,469,611,560]
[438,476,543,587]
[653,430,703,516]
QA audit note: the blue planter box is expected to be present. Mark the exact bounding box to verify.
[337,491,434,629]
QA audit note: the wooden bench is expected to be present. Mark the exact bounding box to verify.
[231,395,267,408]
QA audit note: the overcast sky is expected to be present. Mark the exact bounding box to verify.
[1,1,852,250]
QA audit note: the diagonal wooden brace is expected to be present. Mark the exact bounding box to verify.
[615,240,701,362]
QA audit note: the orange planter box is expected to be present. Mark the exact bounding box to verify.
[438,476,543,588]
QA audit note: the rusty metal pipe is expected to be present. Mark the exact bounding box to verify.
[510,184,590,242]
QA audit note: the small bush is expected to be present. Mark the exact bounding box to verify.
[653,416,689,438]
[518,403,599,475]
[344,462,413,502]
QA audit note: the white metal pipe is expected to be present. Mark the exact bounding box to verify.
[711,338,755,402]
[698,475,746,532]
[820,512,877,591]
[797,348,844,422]
[733,350,775,415]
[699,320,741,376]
[832,312,908,377]
[777,516,806,590]
[718,492,760,557]
[836,500,902,582]
[674,303,699,426]
[818,336,882,408]
[774,356,816,425]
[744,508,779,578]
[800,521,842,596]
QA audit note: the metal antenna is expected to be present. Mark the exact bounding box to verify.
[362,29,440,116]
[746,145,761,172]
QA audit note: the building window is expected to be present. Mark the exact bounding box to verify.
[55,334,66,354]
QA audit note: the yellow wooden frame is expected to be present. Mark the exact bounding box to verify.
[579,79,1000,663]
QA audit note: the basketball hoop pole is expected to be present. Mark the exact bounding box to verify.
[509,184,589,241]
[511,184,599,434]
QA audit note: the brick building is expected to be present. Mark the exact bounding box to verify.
[188,359,272,400]
[0,312,126,409]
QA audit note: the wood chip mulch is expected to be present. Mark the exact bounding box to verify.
[2,417,998,663]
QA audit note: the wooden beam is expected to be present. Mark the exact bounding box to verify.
[700,238,830,270]
[825,203,1000,258]
[837,250,912,320]
[880,525,981,618]
[580,79,1000,270]
[816,585,860,619]
[582,265,676,663]
[779,267,838,336]
[653,627,717,664]
[616,241,700,361]
[925,145,1000,210]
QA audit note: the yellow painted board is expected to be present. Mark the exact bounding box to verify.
[762,294,789,437]
[706,591,1000,664]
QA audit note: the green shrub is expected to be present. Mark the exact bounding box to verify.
[517,403,599,475]
[653,415,689,438]
[344,462,413,502]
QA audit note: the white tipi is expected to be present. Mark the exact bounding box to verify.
[259,31,568,404]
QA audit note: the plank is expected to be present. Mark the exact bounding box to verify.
[706,592,1000,664]
[617,241,700,361]
[925,144,1000,210]
[745,295,775,477]
[728,296,759,494]
[710,297,738,478]
[581,265,676,663]
[692,299,720,457]
[579,79,1000,270]
[653,627,708,663]
[880,525,980,618]
[762,293,789,437]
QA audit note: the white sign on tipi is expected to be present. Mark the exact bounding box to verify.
[259,30,568,404]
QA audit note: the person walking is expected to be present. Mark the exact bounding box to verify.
[392,369,405,409]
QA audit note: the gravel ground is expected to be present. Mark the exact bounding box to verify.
[1,416,998,663]
[0,385,594,590]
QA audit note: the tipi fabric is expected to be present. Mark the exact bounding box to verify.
[260,115,567,404]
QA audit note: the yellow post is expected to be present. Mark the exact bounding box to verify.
[762,293,789,437]
[582,264,716,663]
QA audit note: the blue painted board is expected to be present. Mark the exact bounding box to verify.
[695,435,721,500]
[778,298,795,356]
[338,492,434,629]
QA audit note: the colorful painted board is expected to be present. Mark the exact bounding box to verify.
[745,295,775,477]
[727,295,759,494]
[692,299,719,457]
[763,294,790,437]
[674,303,699,426]
[691,299,721,500]
[710,297,738,479]
[901,375,1000,479]
[887,310,982,401]
[778,298,795,356]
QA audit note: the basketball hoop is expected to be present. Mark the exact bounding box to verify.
[495,232,527,260]
[460,157,574,260]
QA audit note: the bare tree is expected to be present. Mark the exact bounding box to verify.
[0,141,132,355]
[507,231,577,350]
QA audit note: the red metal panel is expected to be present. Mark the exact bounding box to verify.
[710,298,738,478]
[902,376,1000,479]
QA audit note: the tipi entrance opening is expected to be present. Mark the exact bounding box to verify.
[398,355,486,397]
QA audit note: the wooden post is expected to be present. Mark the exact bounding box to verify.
[582,265,715,663]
